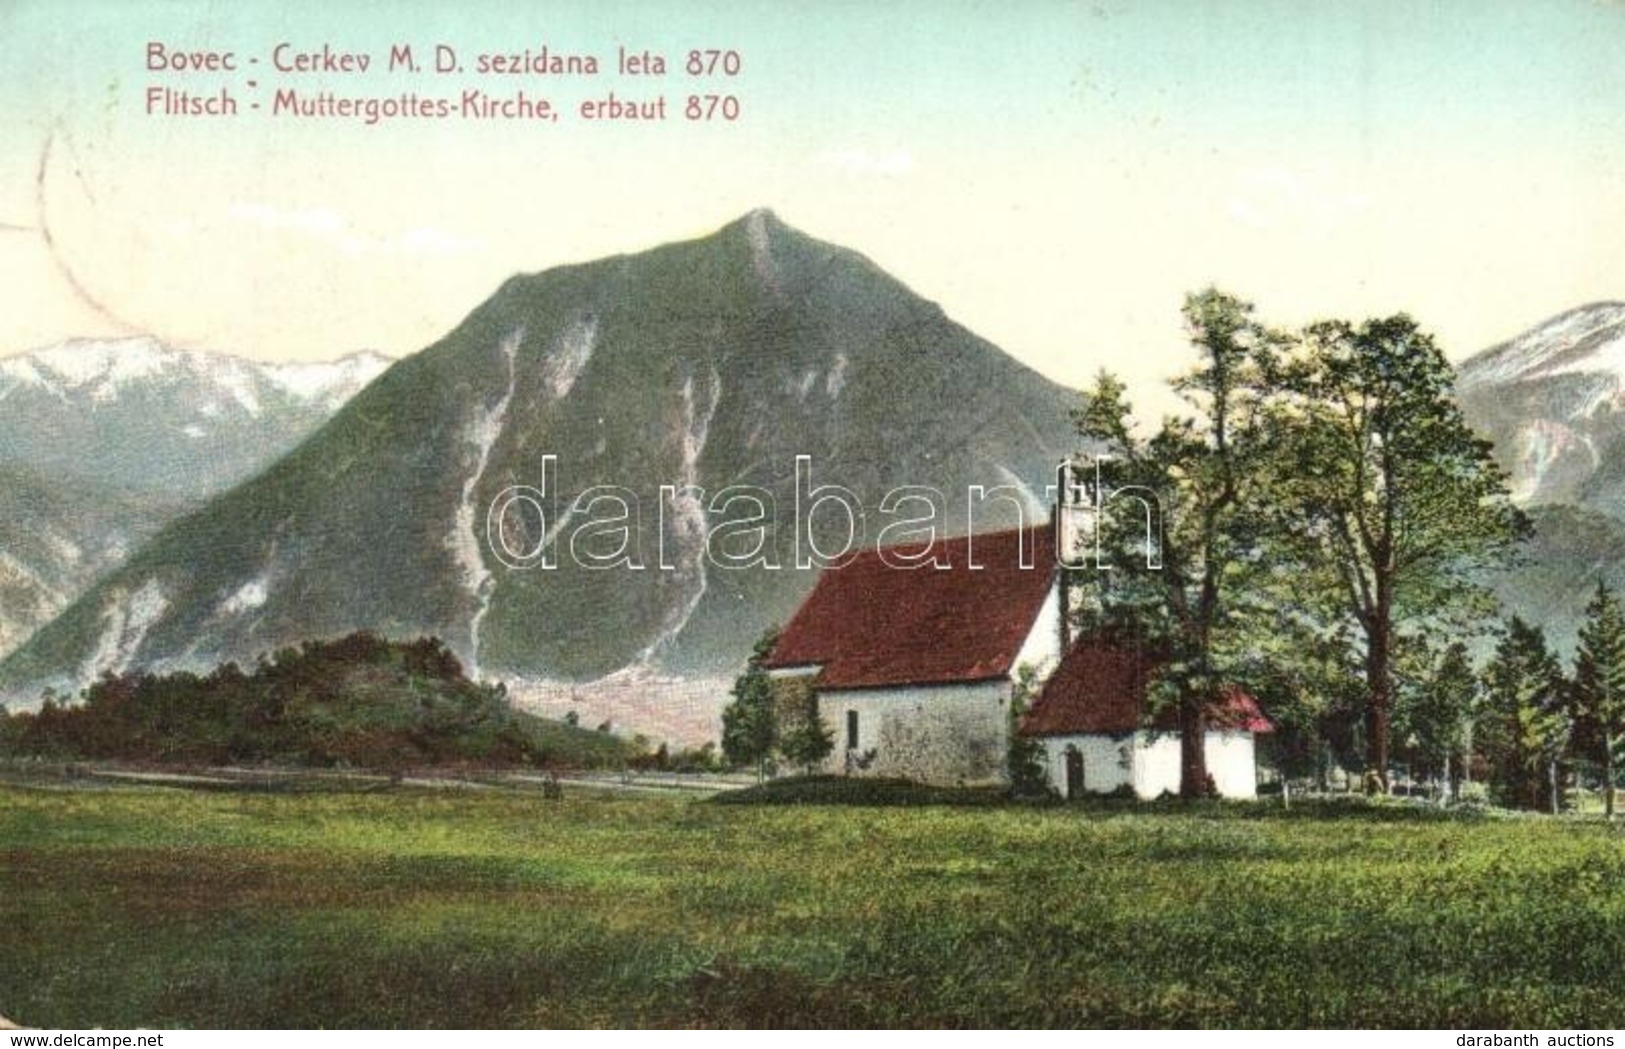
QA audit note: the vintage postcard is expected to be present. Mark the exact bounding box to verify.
[2,0,1624,1033]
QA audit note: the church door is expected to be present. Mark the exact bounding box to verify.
[1064,746,1084,800]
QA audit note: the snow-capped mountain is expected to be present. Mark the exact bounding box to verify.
[0,337,391,663]
[1,337,390,409]
[1457,303,1625,511]
[1458,303,1625,388]
[0,338,391,499]
[1456,303,1625,655]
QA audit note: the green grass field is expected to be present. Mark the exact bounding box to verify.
[4,780,1625,1028]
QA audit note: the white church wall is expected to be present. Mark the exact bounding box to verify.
[1205,730,1259,798]
[1035,729,1260,799]
[821,680,1011,783]
[1039,734,1133,797]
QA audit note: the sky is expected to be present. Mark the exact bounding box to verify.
[2,0,1623,411]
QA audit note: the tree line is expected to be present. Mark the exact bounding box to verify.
[1073,289,1625,809]
[1435,584,1625,815]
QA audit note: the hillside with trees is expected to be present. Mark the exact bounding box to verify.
[0,632,630,770]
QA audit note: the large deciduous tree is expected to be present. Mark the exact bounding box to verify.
[1271,316,1525,792]
[1073,289,1280,797]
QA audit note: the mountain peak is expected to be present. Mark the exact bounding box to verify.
[0,215,1080,701]
[0,337,390,408]
[1460,302,1625,387]
[710,207,794,295]
[16,336,175,388]
[718,206,803,248]
[1457,301,1625,510]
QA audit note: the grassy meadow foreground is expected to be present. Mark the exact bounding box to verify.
[4,779,1625,1028]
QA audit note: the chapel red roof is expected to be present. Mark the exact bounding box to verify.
[1020,637,1272,736]
[764,526,1058,690]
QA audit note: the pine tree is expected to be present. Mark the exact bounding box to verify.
[1572,581,1625,819]
[1397,641,1476,801]
[1480,617,1570,813]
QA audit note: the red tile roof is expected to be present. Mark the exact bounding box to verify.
[1020,637,1271,736]
[765,526,1058,690]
